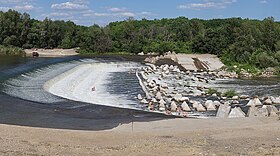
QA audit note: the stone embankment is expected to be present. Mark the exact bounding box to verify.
[136,52,280,118]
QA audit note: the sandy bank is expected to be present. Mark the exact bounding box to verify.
[0,117,279,156]
[25,48,78,57]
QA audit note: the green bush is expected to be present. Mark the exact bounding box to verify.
[206,88,221,96]
[0,45,24,55]
[255,52,278,68]
[223,89,237,98]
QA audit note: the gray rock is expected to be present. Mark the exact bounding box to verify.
[181,101,191,112]
[263,98,273,105]
[228,107,245,118]
[196,104,206,112]
[216,104,231,118]
[232,96,239,100]
[137,94,143,100]
[266,105,279,117]
[171,101,177,112]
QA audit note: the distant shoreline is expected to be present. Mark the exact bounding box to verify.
[24,48,79,57]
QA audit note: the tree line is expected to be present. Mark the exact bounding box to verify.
[1,9,280,69]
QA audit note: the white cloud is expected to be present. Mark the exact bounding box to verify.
[115,12,135,17]
[107,7,127,12]
[260,0,268,4]
[14,4,34,11]
[0,6,9,11]
[51,2,88,10]
[140,11,152,16]
[0,0,32,4]
[178,0,237,10]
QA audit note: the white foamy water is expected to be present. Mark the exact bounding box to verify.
[2,58,142,109]
[45,62,141,109]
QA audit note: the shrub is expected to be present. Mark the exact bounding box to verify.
[206,88,221,96]
[223,89,237,97]
[0,45,24,55]
[255,52,278,68]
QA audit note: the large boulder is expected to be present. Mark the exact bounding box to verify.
[192,101,199,109]
[216,104,231,118]
[228,107,246,118]
[196,104,206,112]
[246,98,262,107]
[271,97,280,104]
[155,92,163,100]
[266,105,279,117]
[137,94,143,100]
[206,102,216,111]
[181,101,191,112]
[140,99,149,104]
[170,101,177,112]
[158,100,166,111]
[204,100,213,108]
[263,98,273,105]
[248,105,269,117]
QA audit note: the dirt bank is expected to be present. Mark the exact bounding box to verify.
[0,117,279,156]
[25,48,78,57]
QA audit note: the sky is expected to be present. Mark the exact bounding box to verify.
[0,0,279,26]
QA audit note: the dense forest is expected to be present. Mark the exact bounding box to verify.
[1,9,280,69]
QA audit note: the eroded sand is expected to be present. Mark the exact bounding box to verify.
[1,117,279,156]
[25,48,78,57]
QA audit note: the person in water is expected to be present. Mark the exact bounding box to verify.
[92,86,96,91]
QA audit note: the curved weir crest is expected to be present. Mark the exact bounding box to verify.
[46,62,142,109]
[2,59,143,110]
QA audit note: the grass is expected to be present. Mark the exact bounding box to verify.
[0,45,24,56]
[223,89,237,98]
[206,88,221,96]
[77,49,131,55]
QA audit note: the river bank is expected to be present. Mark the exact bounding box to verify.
[0,117,279,156]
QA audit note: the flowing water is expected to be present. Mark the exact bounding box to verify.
[0,55,280,118]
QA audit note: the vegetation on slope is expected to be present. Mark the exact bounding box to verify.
[1,10,280,71]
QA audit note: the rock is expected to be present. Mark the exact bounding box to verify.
[180,97,189,102]
[158,100,166,111]
[246,99,254,107]
[212,93,217,97]
[266,105,279,117]
[181,101,191,112]
[156,92,163,100]
[161,83,168,88]
[151,98,157,103]
[216,104,231,118]
[174,93,182,102]
[205,100,213,108]
[140,99,148,104]
[247,105,257,117]
[232,100,239,104]
[196,104,206,112]
[148,102,154,110]
[254,98,263,106]
[263,99,272,105]
[213,101,221,106]
[240,95,249,99]
[221,97,227,100]
[206,102,216,111]
[256,107,269,117]
[246,98,263,107]
[271,97,280,104]
[232,96,239,100]
[138,52,144,56]
[192,101,199,109]
[228,107,246,118]
[137,94,142,100]
[248,105,269,117]
[170,101,177,112]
